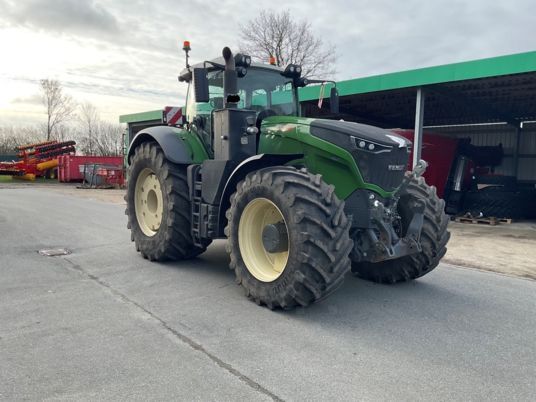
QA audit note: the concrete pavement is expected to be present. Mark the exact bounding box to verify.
[1,188,535,401]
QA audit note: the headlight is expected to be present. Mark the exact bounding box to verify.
[350,136,393,154]
[234,53,251,68]
[282,63,302,79]
[236,66,247,78]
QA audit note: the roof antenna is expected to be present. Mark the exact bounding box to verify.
[182,40,191,69]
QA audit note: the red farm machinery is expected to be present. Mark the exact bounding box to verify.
[395,130,536,220]
[0,140,76,180]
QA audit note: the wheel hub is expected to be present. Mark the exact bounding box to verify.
[238,198,289,282]
[262,222,288,253]
[135,168,163,237]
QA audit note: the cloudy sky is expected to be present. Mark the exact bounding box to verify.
[0,0,534,127]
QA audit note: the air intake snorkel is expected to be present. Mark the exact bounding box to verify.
[222,47,239,108]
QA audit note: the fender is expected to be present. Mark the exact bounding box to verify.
[127,126,193,165]
[217,153,302,236]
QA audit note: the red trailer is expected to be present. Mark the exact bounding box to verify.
[58,155,123,183]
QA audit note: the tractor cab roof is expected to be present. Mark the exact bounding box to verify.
[179,57,284,83]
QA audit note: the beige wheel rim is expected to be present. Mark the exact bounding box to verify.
[238,198,289,282]
[135,168,163,237]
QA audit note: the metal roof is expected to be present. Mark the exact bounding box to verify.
[300,51,536,99]
[119,109,163,124]
[301,51,536,127]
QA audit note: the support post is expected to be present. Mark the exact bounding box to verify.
[513,123,522,178]
[413,87,425,169]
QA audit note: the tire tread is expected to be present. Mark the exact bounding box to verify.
[125,142,206,261]
[351,174,450,283]
[225,166,352,309]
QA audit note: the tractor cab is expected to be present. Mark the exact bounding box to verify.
[179,58,301,153]
[178,48,339,156]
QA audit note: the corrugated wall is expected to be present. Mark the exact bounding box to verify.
[430,123,536,182]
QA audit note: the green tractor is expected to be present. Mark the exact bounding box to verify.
[125,45,450,309]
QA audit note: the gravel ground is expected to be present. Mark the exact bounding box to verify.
[444,221,536,280]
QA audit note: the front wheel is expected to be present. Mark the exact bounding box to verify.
[351,175,450,283]
[125,142,207,261]
[225,167,353,309]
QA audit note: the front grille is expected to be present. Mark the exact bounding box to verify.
[353,146,409,192]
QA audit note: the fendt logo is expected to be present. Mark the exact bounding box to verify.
[388,164,406,171]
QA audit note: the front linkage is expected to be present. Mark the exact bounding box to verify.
[351,160,429,263]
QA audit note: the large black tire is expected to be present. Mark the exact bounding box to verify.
[351,175,450,283]
[225,166,353,309]
[125,142,207,261]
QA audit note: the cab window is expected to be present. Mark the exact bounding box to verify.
[198,68,296,117]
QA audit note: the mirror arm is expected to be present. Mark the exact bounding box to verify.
[305,79,336,87]
[204,61,225,70]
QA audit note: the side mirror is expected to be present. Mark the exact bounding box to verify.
[193,68,209,103]
[294,77,308,87]
[330,87,339,114]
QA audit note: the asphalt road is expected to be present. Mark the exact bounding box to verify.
[1,188,535,401]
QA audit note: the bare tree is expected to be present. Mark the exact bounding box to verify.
[79,102,99,154]
[93,122,123,156]
[53,124,72,142]
[0,126,19,155]
[239,10,337,78]
[74,102,123,156]
[40,79,76,140]
[0,125,43,154]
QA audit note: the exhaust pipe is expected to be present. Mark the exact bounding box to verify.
[222,47,239,108]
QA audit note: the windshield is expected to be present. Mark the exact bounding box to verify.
[184,67,297,148]
[206,68,296,116]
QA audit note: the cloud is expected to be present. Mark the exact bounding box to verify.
[1,0,119,37]
[10,94,42,105]
[1,0,535,128]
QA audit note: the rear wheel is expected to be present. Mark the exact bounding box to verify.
[351,175,450,283]
[225,166,353,309]
[125,142,207,261]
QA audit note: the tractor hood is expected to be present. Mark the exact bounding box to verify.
[259,116,413,195]
[262,116,412,150]
[309,119,412,150]
[309,119,412,193]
